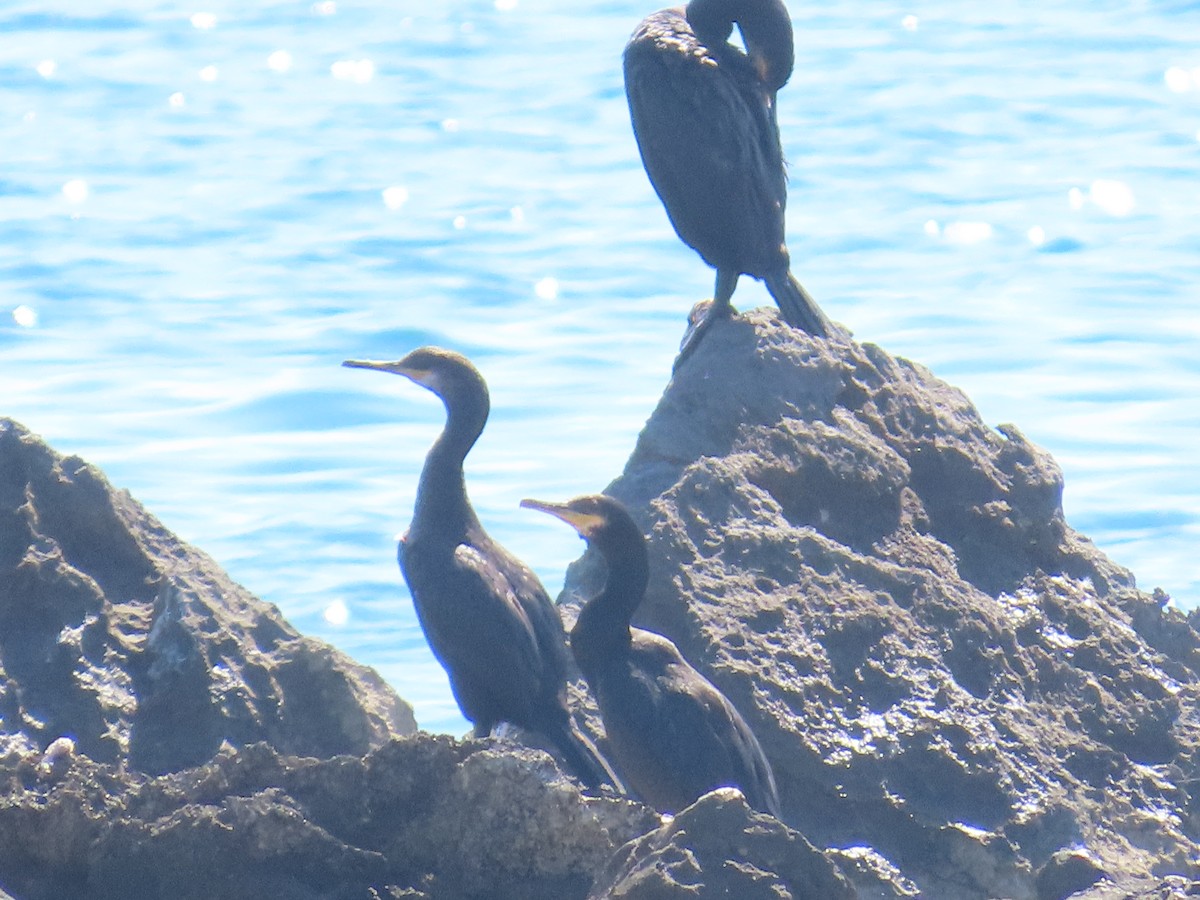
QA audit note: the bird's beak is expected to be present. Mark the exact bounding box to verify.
[520,498,603,538]
[742,30,791,93]
[751,51,771,84]
[343,358,428,385]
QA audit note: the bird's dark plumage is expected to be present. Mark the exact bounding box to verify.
[623,0,830,364]
[521,493,780,816]
[344,348,619,790]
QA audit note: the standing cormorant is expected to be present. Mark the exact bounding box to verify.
[521,493,780,816]
[344,348,619,790]
[624,0,831,365]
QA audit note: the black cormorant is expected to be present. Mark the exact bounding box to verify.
[624,0,831,365]
[344,348,619,790]
[521,493,780,816]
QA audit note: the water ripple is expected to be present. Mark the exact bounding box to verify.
[1,0,1196,734]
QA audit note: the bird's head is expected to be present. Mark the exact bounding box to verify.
[520,494,645,556]
[687,0,795,93]
[344,346,488,408]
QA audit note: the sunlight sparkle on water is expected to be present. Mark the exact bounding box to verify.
[535,277,559,301]
[312,1,336,14]
[942,222,993,245]
[36,60,57,79]
[199,65,218,82]
[901,14,918,31]
[190,12,217,30]
[1027,226,1046,247]
[61,179,89,203]
[923,219,940,237]
[12,306,38,328]
[169,92,186,107]
[453,215,467,229]
[1068,187,1085,210]
[1165,67,1194,93]
[382,185,409,210]
[495,0,519,10]
[323,599,350,626]
[331,59,375,83]
[267,50,293,73]
[1090,179,1135,217]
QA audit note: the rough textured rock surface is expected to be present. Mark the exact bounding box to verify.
[0,418,415,776]
[552,309,1200,898]
[1065,875,1200,899]
[0,736,656,900]
[589,787,854,899]
[5,306,1199,899]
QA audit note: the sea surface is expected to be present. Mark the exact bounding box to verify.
[2,0,1197,735]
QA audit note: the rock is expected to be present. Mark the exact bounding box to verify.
[1036,848,1107,900]
[589,787,855,899]
[0,736,655,900]
[556,310,1200,898]
[0,418,415,776]
[1064,875,1200,899]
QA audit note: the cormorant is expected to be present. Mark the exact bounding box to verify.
[344,348,619,790]
[624,0,831,365]
[521,493,780,816]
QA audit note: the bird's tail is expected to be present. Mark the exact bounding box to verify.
[765,270,832,338]
[546,719,624,792]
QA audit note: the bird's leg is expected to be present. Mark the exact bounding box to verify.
[710,268,738,318]
[674,269,739,372]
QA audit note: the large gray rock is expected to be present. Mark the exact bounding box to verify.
[556,309,1200,898]
[0,419,415,775]
[0,735,656,900]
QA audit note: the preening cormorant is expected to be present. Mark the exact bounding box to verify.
[624,0,831,365]
[521,493,780,816]
[344,348,619,790]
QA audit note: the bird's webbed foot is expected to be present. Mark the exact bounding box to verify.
[674,296,735,372]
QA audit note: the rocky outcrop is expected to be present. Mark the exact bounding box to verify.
[0,418,415,776]
[4,306,1200,899]
[0,729,859,900]
[557,309,1200,898]
[589,787,855,899]
[0,736,657,900]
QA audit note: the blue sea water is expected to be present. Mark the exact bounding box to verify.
[1,0,1197,735]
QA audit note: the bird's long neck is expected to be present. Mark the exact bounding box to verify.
[412,391,488,538]
[571,534,650,672]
